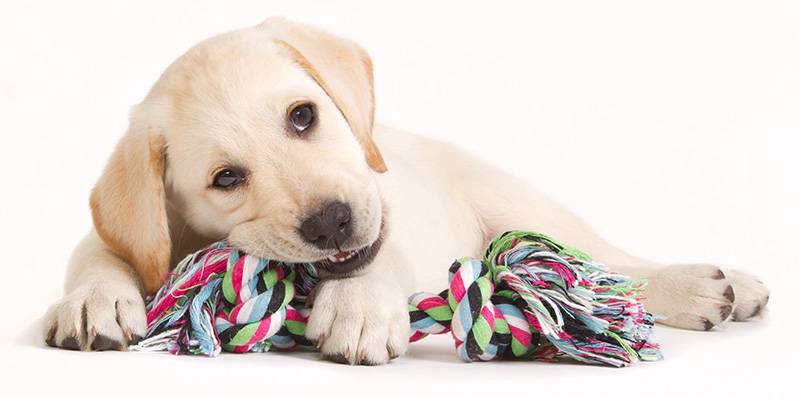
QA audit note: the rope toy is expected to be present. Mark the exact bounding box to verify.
[132,230,662,367]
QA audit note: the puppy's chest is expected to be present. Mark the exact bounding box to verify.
[379,174,484,293]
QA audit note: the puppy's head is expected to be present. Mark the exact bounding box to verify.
[90,18,387,293]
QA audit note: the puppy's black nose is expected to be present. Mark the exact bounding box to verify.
[300,201,352,249]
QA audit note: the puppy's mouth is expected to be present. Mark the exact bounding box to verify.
[314,234,383,276]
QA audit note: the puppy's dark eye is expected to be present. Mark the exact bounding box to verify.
[288,102,316,134]
[212,168,245,189]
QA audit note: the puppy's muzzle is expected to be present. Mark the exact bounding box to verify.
[299,200,382,276]
[300,201,353,249]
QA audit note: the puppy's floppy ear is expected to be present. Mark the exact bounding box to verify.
[90,121,170,294]
[259,17,387,173]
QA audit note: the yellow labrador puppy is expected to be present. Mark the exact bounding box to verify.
[43,18,769,364]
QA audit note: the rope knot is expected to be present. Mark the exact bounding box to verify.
[141,243,317,356]
[408,231,662,366]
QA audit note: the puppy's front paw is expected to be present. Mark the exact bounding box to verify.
[643,264,735,331]
[43,284,147,351]
[305,277,410,365]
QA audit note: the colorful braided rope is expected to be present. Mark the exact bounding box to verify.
[132,231,662,367]
[134,243,316,355]
[409,231,662,366]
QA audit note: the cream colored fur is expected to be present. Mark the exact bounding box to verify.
[43,18,769,364]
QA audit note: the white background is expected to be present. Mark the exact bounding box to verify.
[1,0,798,396]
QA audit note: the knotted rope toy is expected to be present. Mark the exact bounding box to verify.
[132,230,662,367]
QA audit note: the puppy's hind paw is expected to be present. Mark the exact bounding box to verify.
[726,269,770,321]
[642,264,736,331]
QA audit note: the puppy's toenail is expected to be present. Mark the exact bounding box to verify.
[128,334,143,346]
[344,348,355,365]
[325,353,349,364]
[360,357,382,366]
[719,305,733,320]
[712,270,726,280]
[45,328,57,347]
[61,336,81,350]
[723,285,735,303]
[703,319,715,331]
[91,334,122,351]
[750,304,763,318]
[315,335,326,349]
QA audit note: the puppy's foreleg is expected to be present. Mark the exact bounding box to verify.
[43,230,147,350]
[305,243,411,365]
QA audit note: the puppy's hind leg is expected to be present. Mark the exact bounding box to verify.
[458,160,756,331]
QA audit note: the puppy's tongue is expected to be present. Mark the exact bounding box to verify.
[327,250,356,263]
